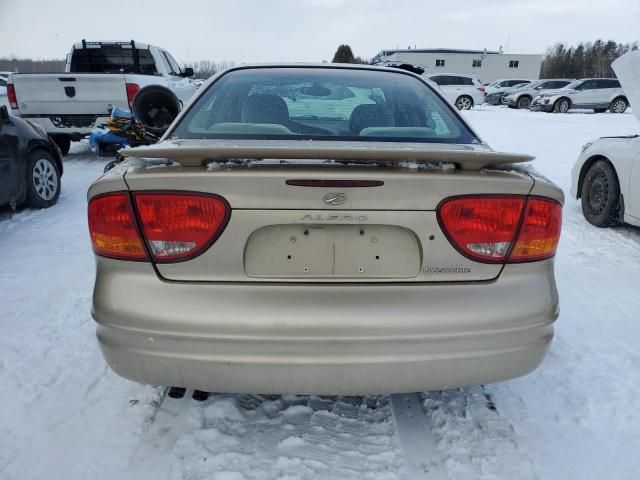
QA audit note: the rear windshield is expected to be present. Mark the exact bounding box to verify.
[70,46,157,75]
[170,67,478,144]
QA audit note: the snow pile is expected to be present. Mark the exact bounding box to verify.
[1,107,640,480]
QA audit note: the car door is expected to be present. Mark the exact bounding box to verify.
[591,80,614,106]
[572,80,598,106]
[601,79,621,105]
[0,114,19,206]
[449,76,471,98]
[159,50,195,104]
[429,76,456,102]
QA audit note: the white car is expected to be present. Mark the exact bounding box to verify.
[571,51,640,227]
[531,78,627,114]
[423,73,486,110]
[484,78,532,95]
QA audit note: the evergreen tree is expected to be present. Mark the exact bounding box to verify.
[332,45,356,64]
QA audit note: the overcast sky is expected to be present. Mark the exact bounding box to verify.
[1,0,639,63]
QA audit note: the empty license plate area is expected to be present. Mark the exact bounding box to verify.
[244,224,422,278]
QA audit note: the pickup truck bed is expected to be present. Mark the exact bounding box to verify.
[10,73,131,137]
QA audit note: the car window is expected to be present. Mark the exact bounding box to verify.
[70,46,157,74]
[428,76,445,85]
[450,76,473,86]
[172,67,478,144]
[0,78,6,87]
[599,79,620,88]
[578,80,597,90]
[162,51,182,76]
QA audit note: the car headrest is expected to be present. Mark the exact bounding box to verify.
[241,94,289,125]
[349,104,394,134]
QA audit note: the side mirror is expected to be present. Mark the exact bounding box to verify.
[181,67,194,78]
[0,105,9,123]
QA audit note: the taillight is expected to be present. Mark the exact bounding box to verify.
[437,195,562,263]
[7,84,18,109]
[476,86,486,93]
[88,191,230,263]
[125,83,140,105]
[133,192,230,263]
[88,193,148,261]
[509,198,562,262]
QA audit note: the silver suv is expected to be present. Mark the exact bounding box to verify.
[531,78,627,113]
[502,79,575,109]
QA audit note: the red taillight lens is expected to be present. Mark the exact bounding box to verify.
[125,83,140,105]
[133,192,230,263]
[7,84,18,109]
[438,195,562,263]
[88,193,147,260]
[509,198,562,262]
[477,86,486,93]
[438,196,525,263]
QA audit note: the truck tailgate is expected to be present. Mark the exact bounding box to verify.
[11,73,128,115]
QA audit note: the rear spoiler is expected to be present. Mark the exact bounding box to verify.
[123,139,533,171]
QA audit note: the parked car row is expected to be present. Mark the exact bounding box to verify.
[531,78,627,113]
[424,73,629,116]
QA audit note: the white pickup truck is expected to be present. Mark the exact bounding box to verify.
[6,40,197,154]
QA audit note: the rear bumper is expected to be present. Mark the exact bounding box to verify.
[14,115,109,138]
[93,259,559,395]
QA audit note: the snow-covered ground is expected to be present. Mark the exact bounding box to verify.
[1,107,639,480]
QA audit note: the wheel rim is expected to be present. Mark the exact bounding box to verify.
[588,172,608,214]
[612,100,626,113]
[519,97,531,108]
[559,100,569,113]
[457,97,471,110]
[32,158,58,201]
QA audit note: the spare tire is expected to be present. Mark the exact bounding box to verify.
[132,85,182,136]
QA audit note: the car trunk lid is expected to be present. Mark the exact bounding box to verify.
[121,160,535,283]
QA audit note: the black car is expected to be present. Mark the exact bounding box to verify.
[0,105,63,209]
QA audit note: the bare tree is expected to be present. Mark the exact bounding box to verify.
[0,57,65,73]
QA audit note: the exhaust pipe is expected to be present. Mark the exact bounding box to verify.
[168,386,186,399]
[192,390,209,402]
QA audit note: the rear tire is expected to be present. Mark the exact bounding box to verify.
[25,150,61,208]
[516,96,531,109]
[51,135,71,155]
[580,160,620,227]
[553,98,570,113]
[609,97,628,114]
[455,96,473,110]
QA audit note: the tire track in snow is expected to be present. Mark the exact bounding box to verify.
[130,394,408,480]
[420,387,538,480]
[390,393,447,480]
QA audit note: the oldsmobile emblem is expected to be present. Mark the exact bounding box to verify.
[323,192,347,205]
